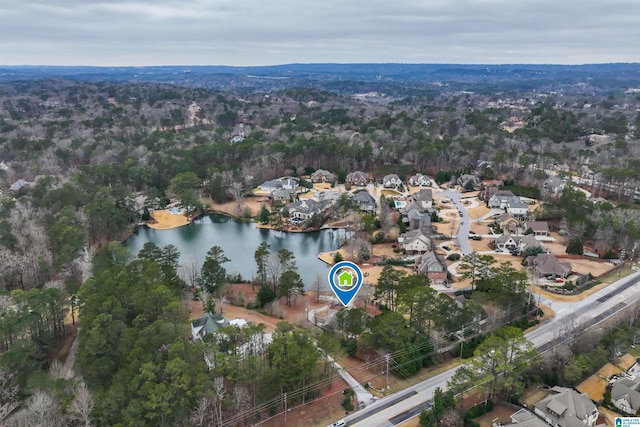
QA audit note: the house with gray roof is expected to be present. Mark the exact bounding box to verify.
[383,174,402,188]
[352,191,376,213]
[191,313,230,341]
[416,251,447,285]
[286,199,323,221]
[502,408,549,427]
[612,376,640,415]
[489,192,529,216]
[401,229,432,254]
[409,189,433,210]
[346,171,369,186]
[408,173,431,187]
[259,179,283,192]
[543,176,567,196]
[456,174,481,190]
[404,209,431,231]
[9,179,34,192]
[269,188,296,202]
[495,233,544,254]
[534,386,599,427]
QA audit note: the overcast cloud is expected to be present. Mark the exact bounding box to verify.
[1,0,638,66]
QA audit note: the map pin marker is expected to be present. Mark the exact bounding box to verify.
[328,261,364,307]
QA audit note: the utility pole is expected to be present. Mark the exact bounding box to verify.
[385,354,390,392]
[284,392,287,426]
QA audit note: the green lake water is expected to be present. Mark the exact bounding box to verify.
[125,214,348,290]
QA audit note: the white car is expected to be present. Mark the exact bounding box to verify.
[329,420,346,427]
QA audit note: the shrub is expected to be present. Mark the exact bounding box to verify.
[447,253,461,261]
[466,400,493,419]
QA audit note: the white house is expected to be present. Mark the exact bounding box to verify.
[382,174,402,188]
[408,173,431,187]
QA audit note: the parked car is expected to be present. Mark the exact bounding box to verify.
[442,245,451,251]
[495,248,503,253]
[329,420,346,427]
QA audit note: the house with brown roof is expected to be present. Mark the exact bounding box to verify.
[495,214,519,234]
[310,169,335,183]
[527,254,572,279]
[524,221,550,237]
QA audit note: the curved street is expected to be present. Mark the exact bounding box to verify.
[437,190,472,255]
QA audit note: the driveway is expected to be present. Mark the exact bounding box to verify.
[437,190,472,255]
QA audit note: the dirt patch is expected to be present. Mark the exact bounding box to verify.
[204,196,266,218]
[521,385,550,408]
[474,402,520,427]
[55,323,78,363]
[147,209,192,229]
[577,363,621,402]
[567,258,616,276]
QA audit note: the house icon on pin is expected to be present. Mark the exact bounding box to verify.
[337,270,354,288]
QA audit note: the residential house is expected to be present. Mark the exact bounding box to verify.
[382,174,402,188]
[9,179,34,192]
[494,233,544,254]
[527,254,571,279]
[416,251,447,285]
[280,177,299,191]
[543,176,567,196]
[191,313,230,341]
[487,190,515,208]
[481,185,501,201]
[524,221,550,237]
[534,386,599,427]
[408,173,431,187]
[352,191,376,213]
[495,214,519,234]
[489,193,529,216]
[346,171,369,186]
[456,174,481,190]
[611,376,640,415]
[259,179,283,192]
[315,190,341,202]
[310,169,336,183]
[269,188,295,202]
[506,197,530,216]
[409,189,433,210]
[286,199,323,221]
[404,209,431,231]
[502,408,548,427]
[401,229,432,254]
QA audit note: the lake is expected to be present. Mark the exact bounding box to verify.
[125,214,349,290]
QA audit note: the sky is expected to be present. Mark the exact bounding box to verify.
[1,0,639,66]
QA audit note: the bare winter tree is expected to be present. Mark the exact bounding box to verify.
[213,377,226,427]
[227,181,246,216]
[67,382,95,427]
[0,369,19,423]
[189,396,213,427]
[181,253,203,288]
[22,389,64,427]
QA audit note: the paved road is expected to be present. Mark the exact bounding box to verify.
[437,190,472,255]
[342,270,640,427]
